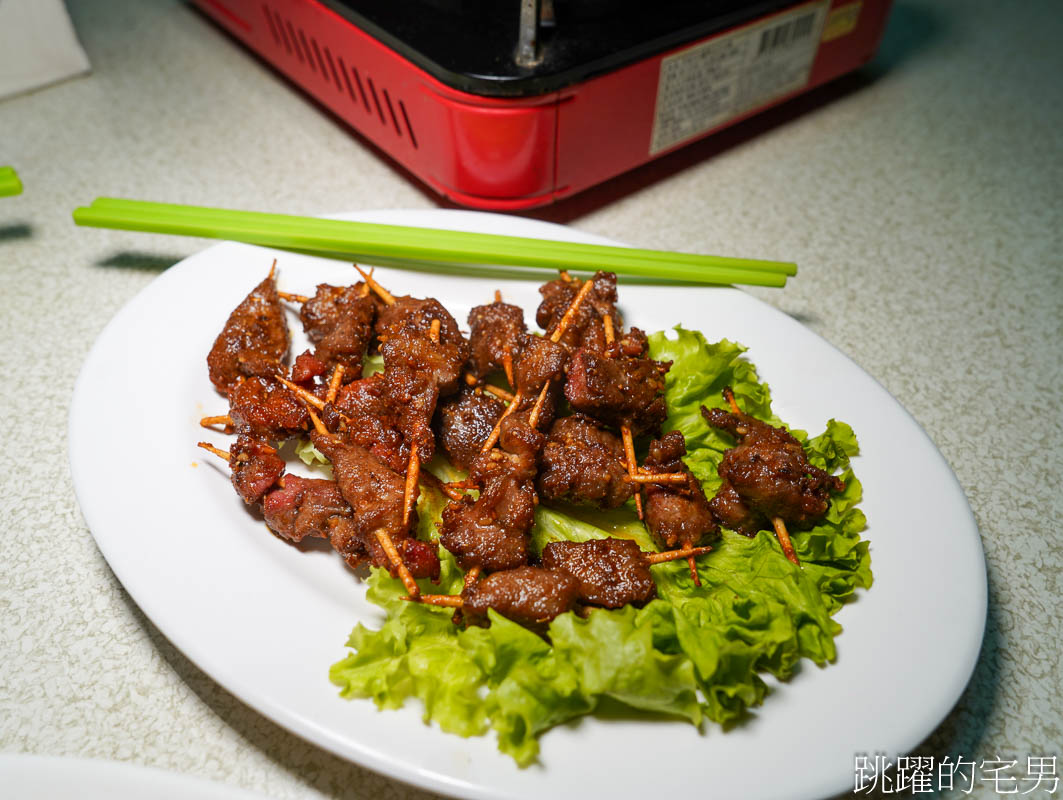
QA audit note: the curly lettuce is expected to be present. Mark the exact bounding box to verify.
[329,327,872,765]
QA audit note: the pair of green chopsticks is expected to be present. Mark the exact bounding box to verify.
[0,167,22,197]
[71,197,796,287]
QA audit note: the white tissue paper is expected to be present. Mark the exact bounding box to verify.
[0,0,91,101]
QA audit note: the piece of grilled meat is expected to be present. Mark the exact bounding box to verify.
[564,349,670,436]
[536,271,622,354]
[640,431,719,551]
[541,538,656,609]
[701,405,844,535]
[461,565,580,629]
[537,414,634,509]
[439,415,543,572]
[435,386,507,472]
[467,300,528,379]
[299,282,378,381]
[207,272,289,393]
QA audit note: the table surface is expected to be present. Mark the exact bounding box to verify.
[2,0,1060,797]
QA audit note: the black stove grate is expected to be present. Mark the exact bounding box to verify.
[316,0,804,96]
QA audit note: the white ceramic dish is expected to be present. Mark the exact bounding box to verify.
[69,209,986,800]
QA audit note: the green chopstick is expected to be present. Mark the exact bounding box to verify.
[0,167,22,197]
[72,196,796,287]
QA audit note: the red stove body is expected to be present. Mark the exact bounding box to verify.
[194,0,892,210]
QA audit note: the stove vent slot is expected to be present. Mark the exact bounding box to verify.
[260,3,418,149]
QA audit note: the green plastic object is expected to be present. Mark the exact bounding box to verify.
[0,167,22,197]
[72,196,796,288]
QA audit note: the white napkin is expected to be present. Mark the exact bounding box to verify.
[0,0,90,101]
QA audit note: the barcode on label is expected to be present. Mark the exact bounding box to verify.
[756,12,815,56]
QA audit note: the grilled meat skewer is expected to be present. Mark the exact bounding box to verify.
[639,431,719,581]
[702,388,845,566]
[297,282,379,381]
[207,265,289,393]
[536,414,634,509]
[413,538,713,629]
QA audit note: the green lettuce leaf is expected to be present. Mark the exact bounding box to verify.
[293,438,330,466]
[330,326,872,764]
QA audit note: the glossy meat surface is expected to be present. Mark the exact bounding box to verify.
[299,283,377,379]
[439,495,530,572]
[227,376,308,441]
[702,406,844,531]
[328,374,405,472]
[541,538,656,608]
[399,539,442,581]
[436,386,506,471]
[536,271,621,353]
[707,482,763,537]
[513,333,568,397]
[376,296,469,395]
[261,474,348,542]
[564,350,669,435]
[376,296,471,460]
[439,415,543,571]
[229,433,285,504]
[311,432,410,541]
[641,431,718,550]
[207,274,289,393]
[468,301,527,378]
[290,350,328,385]
[537,414,633,508]
[462,566,580,628]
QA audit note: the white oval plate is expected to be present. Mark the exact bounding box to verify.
[69,209,986,800]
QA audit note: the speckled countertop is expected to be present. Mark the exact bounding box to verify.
[1,0,1060,798]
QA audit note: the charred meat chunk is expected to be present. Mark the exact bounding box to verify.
[435,386,507,472]
[311,432,410,542]
[702,406,844,532]
[229,433,285,504]
[375,296,470,396]
[513,333,568,397]
[477,413,545,487]
[537,414,633,509]
[376,296,471,460]
[299,283,377,380]
[261,475,349,543]
[468,301,527,378]
[227,376,309,441]
[400,539,442,582]
[511,382,561,433]
[439,415,544,572]
[536,271,621,353]
[507,333,568,432]
[311,432,440,578]
[290,350,328,385]
[207,273,289,393]
[564,350,669,436]
[707,482,763,537]
[611,326,649,359]
[327,374,405,472]
[382,369,441,464]
[326,515,386,571]
[462,566,580,629]
[641,431,718,550]
[261,473,438,578]
[541,538,656,609]
[439,495,530,573]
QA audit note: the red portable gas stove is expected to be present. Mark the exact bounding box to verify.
[193,0,891,209]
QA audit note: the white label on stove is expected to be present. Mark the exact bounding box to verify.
[650,0,829,155]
